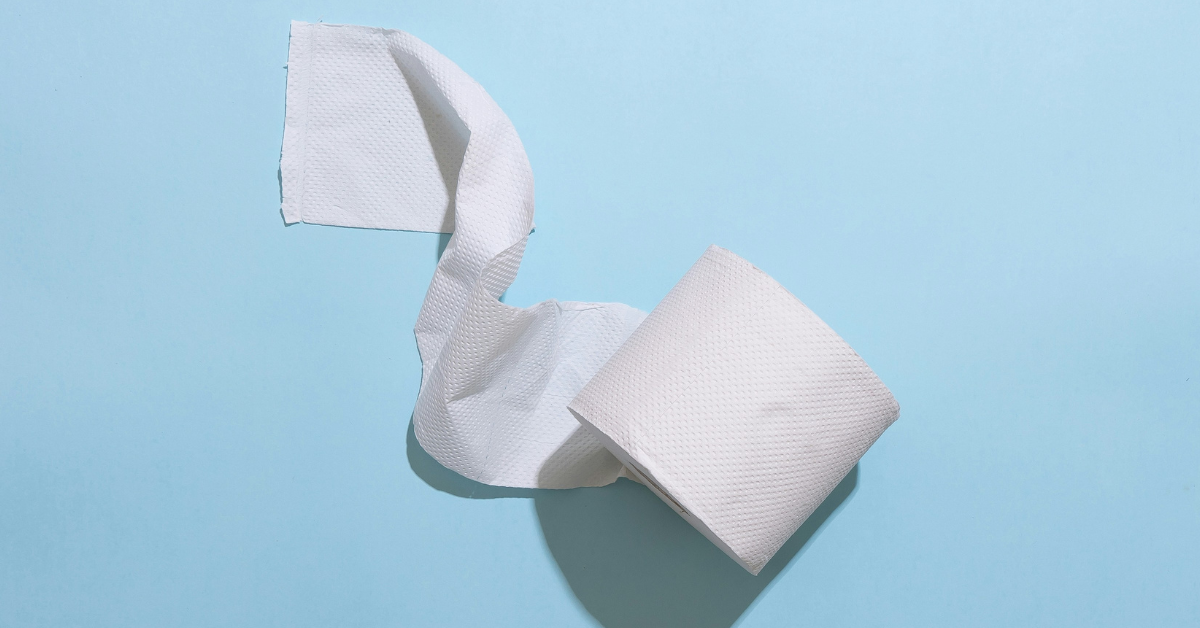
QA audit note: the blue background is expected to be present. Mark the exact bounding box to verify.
[2,1,1198,626]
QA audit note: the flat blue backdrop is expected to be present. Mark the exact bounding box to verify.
[2,1,1197,626]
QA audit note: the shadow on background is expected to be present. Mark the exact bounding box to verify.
[436,232,451,260]
[408,420,859,628]
[536,467,858,628]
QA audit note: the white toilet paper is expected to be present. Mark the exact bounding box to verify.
[279,21,899,573]
[569,246,900,574]
[283,21,646,489]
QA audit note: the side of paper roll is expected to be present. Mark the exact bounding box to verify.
[569,246,900,574]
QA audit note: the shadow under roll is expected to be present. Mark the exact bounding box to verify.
[535,466,858,628]
[406,419,859,628]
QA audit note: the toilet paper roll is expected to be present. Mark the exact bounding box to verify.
[569,245,900,574]
[279,21,899,573]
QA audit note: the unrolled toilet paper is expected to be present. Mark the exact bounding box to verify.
[279,21,899,574]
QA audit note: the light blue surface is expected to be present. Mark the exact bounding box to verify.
[2,1,1198,626]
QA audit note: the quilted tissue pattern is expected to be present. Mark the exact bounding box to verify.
[569,246,899,574]
[279,21,899,573]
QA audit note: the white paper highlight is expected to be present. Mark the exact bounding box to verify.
[279,21,899,573]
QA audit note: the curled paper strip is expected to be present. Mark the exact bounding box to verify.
[280,21,899,574]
